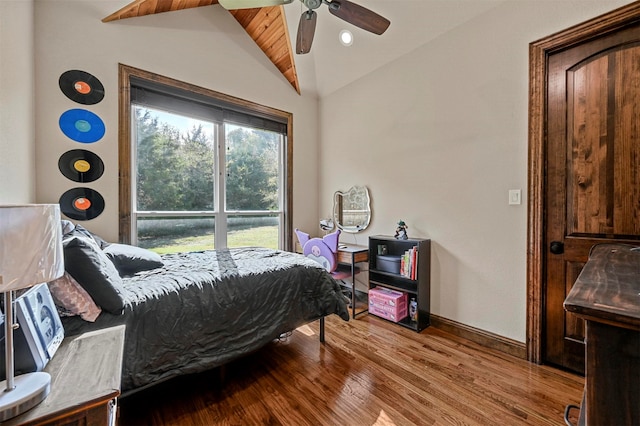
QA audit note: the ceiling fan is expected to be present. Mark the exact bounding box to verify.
[218,0,391,54]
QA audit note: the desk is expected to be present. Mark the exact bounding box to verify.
[7,326,124,426]
[563,244,640,425]
[337,244,369,319]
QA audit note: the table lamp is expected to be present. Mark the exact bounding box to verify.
[0,204,64,421]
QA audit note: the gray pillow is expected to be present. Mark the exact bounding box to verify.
[61,220,75,235]
[104,243,164,276]
[63,235,125,314]
[63,224,110,249]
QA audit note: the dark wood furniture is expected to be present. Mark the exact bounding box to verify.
[563,244,640,426]
[336,243,369,319]
[368,236,430,332]
[7,325,125,426]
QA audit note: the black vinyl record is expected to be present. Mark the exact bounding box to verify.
[58,149,104,183]
[59,70,105,105]
[59,187,105,221]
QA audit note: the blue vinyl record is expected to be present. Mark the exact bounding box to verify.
[59,109,105,143]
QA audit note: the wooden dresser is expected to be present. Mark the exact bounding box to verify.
[6,325,125,426]
[563,244,640,426]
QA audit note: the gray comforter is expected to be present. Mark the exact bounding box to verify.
[61,247,349,394]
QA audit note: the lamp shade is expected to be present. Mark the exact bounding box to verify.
[0,205,64,291]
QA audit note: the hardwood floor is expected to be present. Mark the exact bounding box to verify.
[119,315,583,425]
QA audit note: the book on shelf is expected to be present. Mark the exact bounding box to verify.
[400,245,418,279]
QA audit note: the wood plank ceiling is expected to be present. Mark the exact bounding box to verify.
[102,0,300,94]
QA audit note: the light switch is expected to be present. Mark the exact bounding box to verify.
[509,189,521,205]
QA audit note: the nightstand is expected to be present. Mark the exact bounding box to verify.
[336,243,369,318]
[6,325,124,426]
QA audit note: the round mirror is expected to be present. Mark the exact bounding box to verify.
[333,186,371,233]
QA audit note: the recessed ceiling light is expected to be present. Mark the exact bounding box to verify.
[339,29,353,46]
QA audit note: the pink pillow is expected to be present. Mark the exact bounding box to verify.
[48,272,102,322]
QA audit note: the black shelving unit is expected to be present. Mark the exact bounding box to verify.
[368,235,431,332]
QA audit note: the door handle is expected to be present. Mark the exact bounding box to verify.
[550,241,564,254]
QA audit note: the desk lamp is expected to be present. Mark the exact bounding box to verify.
[0,204,64,421]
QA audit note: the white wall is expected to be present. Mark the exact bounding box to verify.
[319,0,633,342]
[33,0,320,242]
[0,0,35,203]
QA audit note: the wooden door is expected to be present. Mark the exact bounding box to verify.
[543,24,640,373]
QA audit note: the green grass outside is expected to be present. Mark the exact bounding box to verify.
[149,225,279,254]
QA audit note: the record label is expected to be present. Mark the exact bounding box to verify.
[74,197,91,210]
[58,149,104,182]
[59,187,105,221]
[59,109,105,143]
[59,70,105,105]
[75,81,91,95]
[74,160,90,173]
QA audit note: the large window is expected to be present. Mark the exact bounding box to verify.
[118,65,293,253]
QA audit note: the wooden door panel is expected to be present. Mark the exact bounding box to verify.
[568,45,640,238]
[564,261,585,342]
[567,54,610,237]
[544,25,640,373]
[544,257,587,374]
[614,45,640,236]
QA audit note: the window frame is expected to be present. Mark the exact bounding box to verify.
[118,64,294,251]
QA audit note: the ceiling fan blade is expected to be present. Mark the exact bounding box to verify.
[327,0,390,35]
[218,0,293,10]
[296,10,317,55]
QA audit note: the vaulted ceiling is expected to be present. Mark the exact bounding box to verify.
[103,0,300,93]
[103,0,507,97]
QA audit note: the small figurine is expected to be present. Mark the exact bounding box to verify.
[395,220,408,240]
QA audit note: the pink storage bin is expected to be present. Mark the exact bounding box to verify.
[369,302,408,322]
[369,287,407,308]
[368,287,408,322]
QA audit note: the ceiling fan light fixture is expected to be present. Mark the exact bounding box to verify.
[339,29,353,46]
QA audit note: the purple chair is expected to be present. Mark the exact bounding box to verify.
[295,228,357,303]
[295,228,341,273]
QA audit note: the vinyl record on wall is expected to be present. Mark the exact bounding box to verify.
[59,70,105,105]
[59,109,105,143]
[58,149,104,183]
[59,187,105,221]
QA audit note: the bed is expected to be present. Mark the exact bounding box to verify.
[53,226,350,396]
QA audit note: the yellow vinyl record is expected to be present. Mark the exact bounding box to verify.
[58,149,104,182]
